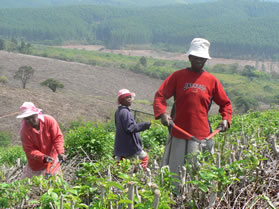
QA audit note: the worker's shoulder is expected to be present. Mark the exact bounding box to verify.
[118,106,132,117]
[43,114,58,123]
[118,106,130,113]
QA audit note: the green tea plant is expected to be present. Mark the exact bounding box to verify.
[0,131,11,147]
[0,146,26,166]
[0,109,278,208]
[140,121,168,158]
[65,122,114,160]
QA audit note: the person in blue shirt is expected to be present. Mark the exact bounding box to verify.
[114,89,151,169]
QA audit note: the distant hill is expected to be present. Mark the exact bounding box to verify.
[0,0,216,8]
[0,51,162,143]
[1,0,279,59]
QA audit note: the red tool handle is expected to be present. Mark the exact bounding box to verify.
[172,123,193,139]
[50,161,62,175]
[206,129,220,140]
[171,122,220,140]
[46,162,52,174]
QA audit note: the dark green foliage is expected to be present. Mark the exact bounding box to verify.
[139,56,147,67]
[18,40,31,53]
[235,95,259,113]
[40,78,64,92]
[13,65,34,89]
[0,0,216,8]
[1,1,279,58]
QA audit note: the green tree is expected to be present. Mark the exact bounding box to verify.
[18,40,31,53]
[40,78,64,92]
[139,56,147,67]
[14,65,34,89]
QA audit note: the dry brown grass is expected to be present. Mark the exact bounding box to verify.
[0,51,163,144]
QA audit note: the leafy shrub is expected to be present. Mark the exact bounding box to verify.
[153,60,166,67]
[172,61,187,69]
[139,56,147,67]
[0,146,26,166]
[234,95,259,113]
[209,63,239,74]
[263,85,273,92]
[141,121,168,158]
[40,78,64,92]
[65,123,114,160]
[0,131,11,147]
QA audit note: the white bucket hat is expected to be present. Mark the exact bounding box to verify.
[117,89,136,104]
[186,38,211,59]
[16,102,42,119]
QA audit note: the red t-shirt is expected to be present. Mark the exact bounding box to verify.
[153,68,232,139]
[20,114,65,171]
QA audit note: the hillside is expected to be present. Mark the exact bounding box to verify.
[61,44,279,73]
[0,51,163,144]
[1,0,279,59]
[0,0,216,8]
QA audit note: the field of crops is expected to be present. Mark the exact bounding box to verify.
[0,109,278,208]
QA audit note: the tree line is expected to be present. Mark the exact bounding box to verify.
[0,0,279,59]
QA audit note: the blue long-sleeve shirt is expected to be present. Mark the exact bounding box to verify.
[114,106,150,157]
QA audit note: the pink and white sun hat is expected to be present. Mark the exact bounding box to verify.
[117,89,136,104]
[186,38,212,59]
[16,102,42,119]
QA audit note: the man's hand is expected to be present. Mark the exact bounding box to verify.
[146,122,151,129]
[160,113,172,127]
[44,155,53,163]
[58,154,67,162]
[218,120,229,132]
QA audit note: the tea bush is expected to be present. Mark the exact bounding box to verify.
[0,131,11,147]
[65,122,114,160]
[0,146,26,166]
[0,109,278,208]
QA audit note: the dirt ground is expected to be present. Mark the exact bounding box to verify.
[2,44,272,144]
[0,51,163,144]
[60,45,279,73]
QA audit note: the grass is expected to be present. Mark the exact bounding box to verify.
[27,44,279,109]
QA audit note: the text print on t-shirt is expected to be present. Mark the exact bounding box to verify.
[184,83,206,93]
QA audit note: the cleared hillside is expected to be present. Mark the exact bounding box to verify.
[0,51,163,143]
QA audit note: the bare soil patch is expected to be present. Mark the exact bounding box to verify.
[0,51,163,144]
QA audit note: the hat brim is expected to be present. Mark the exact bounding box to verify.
[117,92,136,104]
[186,51,211,60]
[16,109,42,119]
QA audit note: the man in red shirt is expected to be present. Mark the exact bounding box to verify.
[17,102,66,179]
[153,38,232,186]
